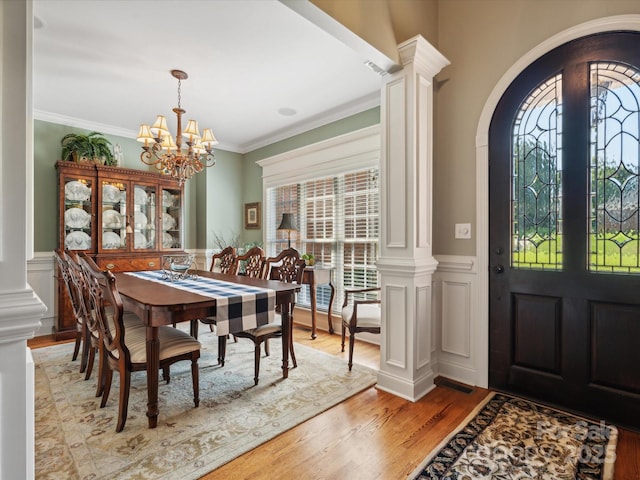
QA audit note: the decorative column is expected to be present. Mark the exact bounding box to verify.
[376,36,449,401]
[0,1,47,479]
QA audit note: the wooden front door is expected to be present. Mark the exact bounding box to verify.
[489,32,640,430]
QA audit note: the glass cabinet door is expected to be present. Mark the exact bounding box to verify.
[133,183,156,250]
[63,176,93,250]
[161,187,182,249]
[100,180,127,251]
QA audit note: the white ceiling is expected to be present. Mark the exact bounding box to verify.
[33,0,385,153]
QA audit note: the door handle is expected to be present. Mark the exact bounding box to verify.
[493,265,505,274]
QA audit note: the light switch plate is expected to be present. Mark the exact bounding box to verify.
[455,223,472,239]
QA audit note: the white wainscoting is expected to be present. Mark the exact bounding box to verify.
[433,254,479,386]
[28,252,57,336]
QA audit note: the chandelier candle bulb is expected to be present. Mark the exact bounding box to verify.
[137,69,217,185]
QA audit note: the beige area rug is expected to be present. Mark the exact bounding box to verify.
[409,392,618,480]
[34,333,377,479]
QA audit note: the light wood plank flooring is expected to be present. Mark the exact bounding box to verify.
[29,314,640,480]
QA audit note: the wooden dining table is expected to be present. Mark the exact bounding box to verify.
[114,269,300,429]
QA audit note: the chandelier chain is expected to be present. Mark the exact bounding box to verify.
[177,78,182,109]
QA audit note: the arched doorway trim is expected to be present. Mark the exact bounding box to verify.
[474,14,640,388]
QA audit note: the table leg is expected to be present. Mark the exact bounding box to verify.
[309,281,317,339]
[327,280,335,334]
[280,295,291,379]
[146,326,160,428]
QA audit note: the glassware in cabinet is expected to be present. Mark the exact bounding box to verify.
[133,183,156,250]
[161,186,182,249]
[100,180,127,251]
[63,176,93,251]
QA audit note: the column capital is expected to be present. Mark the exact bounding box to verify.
[397,35,450,78]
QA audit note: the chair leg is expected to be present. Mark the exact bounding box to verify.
[95,345,106,397]
[116,369,131,432]
[218,335,227,367]
[348,331,355,371]
[341,324,346,352]
[191,359,200,407]
[289,343,297,369]
[85,345,95,381]
[162,366,170,384]
[209,324,215,333]
[264,338,270,357]
[100,368,113,408]
[289,330,297,368]
[72,330,81,361]
[253,342,261,385]
[79,323,90,374]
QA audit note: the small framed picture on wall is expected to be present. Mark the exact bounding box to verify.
[245,202,261,229]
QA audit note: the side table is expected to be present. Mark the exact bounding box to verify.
[302,266,335,339]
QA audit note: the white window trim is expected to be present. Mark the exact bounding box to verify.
[257,125,381,191]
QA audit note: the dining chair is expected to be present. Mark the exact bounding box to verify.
[69,252,145,396]
[53,248,88,372]
[193,245,239,338]
[79,253,201,432]
[341,287,381,371]
[232,245,265,278]
[233,248,305,385]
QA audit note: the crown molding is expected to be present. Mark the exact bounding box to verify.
[238,92,380,154]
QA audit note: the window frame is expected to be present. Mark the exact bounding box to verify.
[257,126,381,313]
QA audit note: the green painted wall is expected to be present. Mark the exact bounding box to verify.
[204,149,245,250]
[245,107,380,163]
[35,108,380,254]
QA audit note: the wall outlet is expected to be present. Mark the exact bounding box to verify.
[455,223,472,239]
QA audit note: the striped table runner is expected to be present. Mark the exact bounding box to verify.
[125,271,275,335]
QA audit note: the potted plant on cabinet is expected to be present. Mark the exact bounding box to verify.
[60,131,116,165]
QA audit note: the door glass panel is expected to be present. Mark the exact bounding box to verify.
[511,74,563,270]
[589,62,640,273]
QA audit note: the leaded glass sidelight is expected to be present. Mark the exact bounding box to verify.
[589,62,640,273]
[511,74,563,270]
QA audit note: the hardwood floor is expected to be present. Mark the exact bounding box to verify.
[29,315,640,480]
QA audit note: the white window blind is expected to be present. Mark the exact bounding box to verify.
[266,168,379,313]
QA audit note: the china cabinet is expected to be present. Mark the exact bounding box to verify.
[55,161,185,339]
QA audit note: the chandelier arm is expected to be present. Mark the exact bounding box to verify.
[202,151,216,168]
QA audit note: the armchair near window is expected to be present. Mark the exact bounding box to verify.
[341,287,381,371]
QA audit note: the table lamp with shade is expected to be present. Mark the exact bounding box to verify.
[277,213,297,248]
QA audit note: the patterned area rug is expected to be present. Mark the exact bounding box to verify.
[34,333,377,479]
[409,392,618,480]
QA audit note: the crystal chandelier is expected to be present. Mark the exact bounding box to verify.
[137,69,218,185]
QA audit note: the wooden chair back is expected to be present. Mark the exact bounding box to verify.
[233,246,265,277]
[210,246,236,274]
[53,248,83,327]
[78,253,130,367]
[264,248,305,284]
